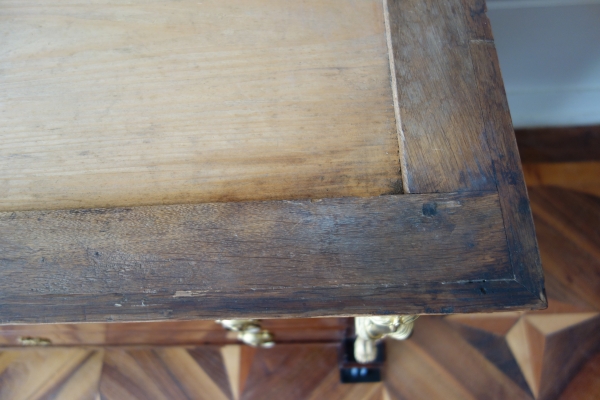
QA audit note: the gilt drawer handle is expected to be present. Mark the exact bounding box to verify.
[354,315,418,363]
[217,319,275,348]
[18,336,52,346]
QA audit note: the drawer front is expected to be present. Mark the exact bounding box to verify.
[0,318,350,347]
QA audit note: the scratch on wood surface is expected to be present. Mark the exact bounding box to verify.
[438,201,462,209]
[174,291,210,298]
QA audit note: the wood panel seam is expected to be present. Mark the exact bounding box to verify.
[383,0,409,194]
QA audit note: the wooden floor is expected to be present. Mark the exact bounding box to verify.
[1,129,599,399]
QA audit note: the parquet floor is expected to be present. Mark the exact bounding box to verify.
[1,165,599,399]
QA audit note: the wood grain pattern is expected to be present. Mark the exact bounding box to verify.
[0,0,547,323]
[241,344,343,400]
[0,0,400,212]
[0,348,103,400]
[385,0,544,304]
[0,191,542,324]
[529,187,600,314]
[386,0,496,193]
[523,162,600,198]
[448,311,600,400]
[0,318,350,347]
[402,318,533,400]
[0,157,597,399]
[534,314,600,400]
[99,348,230,400]
[516,125,600,163]
[560,352,600,400]
[468,27,545,302]
[0,313,596,400]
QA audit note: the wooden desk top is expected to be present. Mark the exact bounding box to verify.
[0,0,546,324]
[1,0,400,211]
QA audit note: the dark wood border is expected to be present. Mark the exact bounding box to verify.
[387,0,545,303]
[0,0,546,324]
[0,192,542,323]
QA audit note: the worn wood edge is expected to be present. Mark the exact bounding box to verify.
[0,190,548,324]
[462,0,494,41]
[0,279,545,324]
[383,0,409,194]
[465,1,546,307]
[382,0,545,305]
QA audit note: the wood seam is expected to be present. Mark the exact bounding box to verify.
[383,0,409,194]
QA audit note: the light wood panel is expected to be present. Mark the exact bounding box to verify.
[0,0,400,212]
